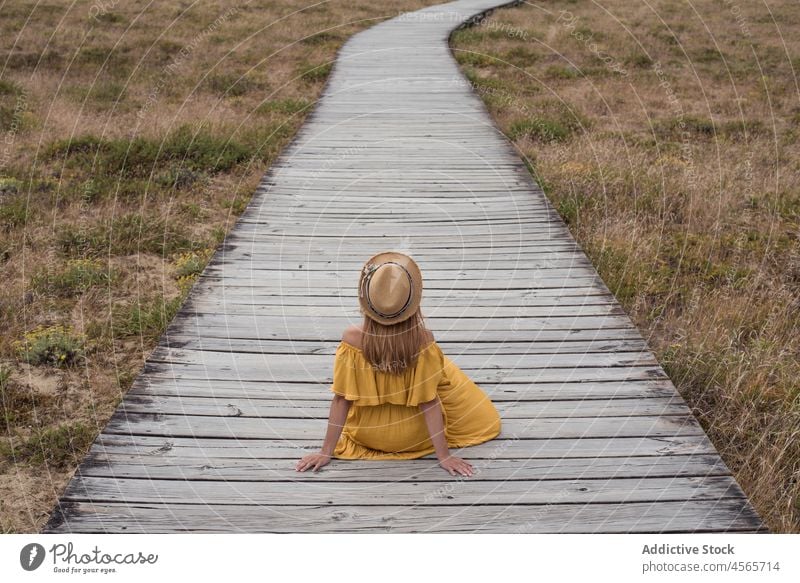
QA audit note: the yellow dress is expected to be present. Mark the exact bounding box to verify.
[329,340,502,459]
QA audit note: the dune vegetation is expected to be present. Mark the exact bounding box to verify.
[2,0,797,535]
[0,0,444,533]
[450,0,799,532]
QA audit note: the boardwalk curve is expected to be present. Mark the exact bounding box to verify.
[42,0,766,533]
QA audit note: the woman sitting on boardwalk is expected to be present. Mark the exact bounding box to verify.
[296,250,502,477]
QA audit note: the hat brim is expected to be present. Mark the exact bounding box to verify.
[358,250,423,325]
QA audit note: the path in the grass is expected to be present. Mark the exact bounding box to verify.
[43,0,766,533]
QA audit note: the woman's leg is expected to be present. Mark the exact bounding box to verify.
[438,355,502,447]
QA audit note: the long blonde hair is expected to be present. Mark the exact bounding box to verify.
[361,308,431,375]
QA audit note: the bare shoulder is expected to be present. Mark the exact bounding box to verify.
[341,325,432,349]
[341,324,363,349]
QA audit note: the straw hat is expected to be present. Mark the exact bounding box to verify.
[358,250,423,325]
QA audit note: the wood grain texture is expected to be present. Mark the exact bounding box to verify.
[41,0,766,533]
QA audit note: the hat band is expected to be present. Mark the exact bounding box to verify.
[363,261,414,319]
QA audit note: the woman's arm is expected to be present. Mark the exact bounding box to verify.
[321,394,351,456]
[296,394,351,472]
[419,397,450,459]
[419,397,474,476]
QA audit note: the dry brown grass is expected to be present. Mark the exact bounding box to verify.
[0,0,445,533]
[451,0,799,532]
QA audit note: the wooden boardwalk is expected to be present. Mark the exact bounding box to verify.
[42,0,766,533]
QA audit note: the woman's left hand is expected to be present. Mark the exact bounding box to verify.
[295,452,332,472]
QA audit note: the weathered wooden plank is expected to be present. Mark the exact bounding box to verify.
[204,258,595,270]
[43,499,766,533]
[145,346,660,369]
[239,208,552,217]
[139,365,669,384]
[61,475,745,506]
[179,303,626,317]
[160,327,649,345]
[102,413,704,440]
[185,286,614,301]
[78,453,732,482]
[202,266,600,279]
[209,248,585,260]
[148,337,652,355]
[117,394,691,419]
[127,378,681,401]
[230,231,578,241]
[83,433,722,459]
[161,313,636,332]
[188,284,610,298]
[196,276,604,291]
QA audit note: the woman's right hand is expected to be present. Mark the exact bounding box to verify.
[438,455,474,477]
[296,452,332,472]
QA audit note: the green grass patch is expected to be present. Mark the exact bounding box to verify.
[691,47,726,64]
[90,11,127,25]
[6,422,95,468]
[46,125,254,179]
[300,31,342,45]
[507,99,590,143]
[462,67,512,93]
[172,248,215,292]
[203,73,255,97]
[0,84,24,131]
[173,248,214,279]
[450,28,484,45]
[0,196,30,230]
[653,116,765,141]
[545,65,581,79]
[772,191,800,220]
[556,194,584,226]
[509,117,571,141]
[456,51,496,67]
[56,213,196,258]
[298,62,332,82]
[154,167,206,190]
[221,194,249,215]
[30,259,116,297]
[0,79,21,96]
[64,176,153,205]
[654,115,714,139]
[255,98,310,115]
[0,177,23,195]
[665,232,754,288]
[111,295,185,340]
[501,46,541,67]
[2,50,64,70]
[624,52,654,68]
[76,46,131,69]
[592,244,648,308]
[718,119,765,141]
[64,81,127,107]
[12,324,87,368]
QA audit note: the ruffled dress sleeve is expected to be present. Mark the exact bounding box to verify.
[329,341,444,407]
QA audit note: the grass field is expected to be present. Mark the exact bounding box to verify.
[450,0,799,532]
[0,0,444,534]
[1,0,797,535]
